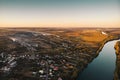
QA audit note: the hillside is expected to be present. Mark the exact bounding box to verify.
[0,28,120,80]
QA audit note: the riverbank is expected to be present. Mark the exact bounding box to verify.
[114,41,120,80]
[95,35,120,57]
[77,38,120,80]
[76,36,120,80]
[0,28,120,80]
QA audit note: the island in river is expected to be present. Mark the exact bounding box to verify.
[0,28,120,80]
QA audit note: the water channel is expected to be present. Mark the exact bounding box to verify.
[78,39,120,80]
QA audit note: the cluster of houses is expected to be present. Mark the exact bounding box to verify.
[0,51,77,80]
[0,52,17,75]
[0,32,92,80]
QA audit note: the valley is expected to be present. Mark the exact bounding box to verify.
[0,28,120,80]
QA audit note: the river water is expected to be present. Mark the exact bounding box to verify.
[78,40,120,80]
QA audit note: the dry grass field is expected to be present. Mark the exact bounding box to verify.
[0,28,120,80]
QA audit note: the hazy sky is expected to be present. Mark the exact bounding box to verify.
[0,0,120,28]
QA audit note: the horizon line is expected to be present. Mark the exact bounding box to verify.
[0,27,120,29]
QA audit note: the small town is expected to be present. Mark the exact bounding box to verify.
[0,50,90,80]
[0,28,120,80]
[0,31,95,80]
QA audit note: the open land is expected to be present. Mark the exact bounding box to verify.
[0,28,120,80]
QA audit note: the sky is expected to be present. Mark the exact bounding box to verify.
[0,0,120,28]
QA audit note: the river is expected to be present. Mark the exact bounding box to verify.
[77,40,120,80]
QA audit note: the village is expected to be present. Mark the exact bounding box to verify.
[0,50,86,80]
[0,28,120,80]
[0,36,93,80]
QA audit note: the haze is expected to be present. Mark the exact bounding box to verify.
[0,0,120,28]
